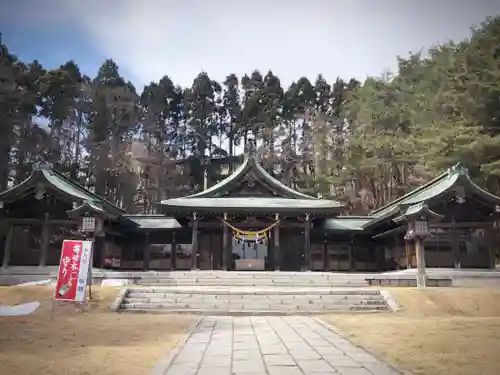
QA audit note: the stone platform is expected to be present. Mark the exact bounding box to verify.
[2,266,500,288]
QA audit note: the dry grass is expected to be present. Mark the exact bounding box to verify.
[322,288,500,375]
[0,286,196,375]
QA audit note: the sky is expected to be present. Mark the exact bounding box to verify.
[1,0,500,91]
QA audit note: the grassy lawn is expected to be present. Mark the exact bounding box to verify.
[322,288,500,375]
[0,286,196,375]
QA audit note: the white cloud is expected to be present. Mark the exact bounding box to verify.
[52,0,500,90]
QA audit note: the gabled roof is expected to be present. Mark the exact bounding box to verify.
[67,200,109,217]
[161,197,343,213]
[364,162,500,229]
[0,162,126,216]
[184,154,322,200]
[160,153,344,213]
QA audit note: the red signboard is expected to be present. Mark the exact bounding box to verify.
[54,240,93,302]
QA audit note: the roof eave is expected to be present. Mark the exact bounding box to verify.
[461,175,500,205]
[362,206,401,229]
[66,200,118,220]
[393,203,444,223]
[47,169,127,215]
[0,171,43,202]
[161,204,343,214]
[121,215,182,230]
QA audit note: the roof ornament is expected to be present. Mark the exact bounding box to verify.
[245,138,257,158]
[449,162,469,176]
[34,184,45,200]
[33,160,54,171]
[455,185,466,204]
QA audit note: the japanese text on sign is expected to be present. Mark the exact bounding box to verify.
[54,240,92,302]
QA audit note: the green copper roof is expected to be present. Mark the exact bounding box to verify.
[364,162,500,228]
[183,154,332,201]
[67,200,107,215]
[322,217,372,231]
[124,215,182,230]
[393,203,444,223]
[161,197,343,213]
[0,162,125,216]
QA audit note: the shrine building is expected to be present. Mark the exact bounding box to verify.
[0,151,499,272]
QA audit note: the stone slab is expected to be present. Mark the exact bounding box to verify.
[156,316,406,375]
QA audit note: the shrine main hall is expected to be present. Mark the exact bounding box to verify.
[0,151,499,272]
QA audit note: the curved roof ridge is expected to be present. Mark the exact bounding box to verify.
[183,155,251,198]
[47,168,126,213]
[179,153,333,201]
[251,158,319,200]
[371,164,455,214]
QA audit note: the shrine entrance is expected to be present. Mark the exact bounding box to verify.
[223,219,279,271]
[231,234,268,270]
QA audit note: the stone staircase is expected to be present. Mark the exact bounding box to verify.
[135,270,369,288]
[119,287,388,314]
[116,271,390,315]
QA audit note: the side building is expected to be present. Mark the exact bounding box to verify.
[0,156,498,272]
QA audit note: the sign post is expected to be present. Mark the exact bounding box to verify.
[53,240,93,315]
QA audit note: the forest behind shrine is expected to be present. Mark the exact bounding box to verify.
[1,16,500,215]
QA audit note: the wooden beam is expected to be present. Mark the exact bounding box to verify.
[1,218,78,225]
[433,222,491,228]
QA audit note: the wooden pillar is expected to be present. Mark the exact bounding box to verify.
[267,228,274,271]
[322,237,328,271]
[2,224,13,268]
[39,213,50,267]
[405,237,411,269]
[222,213,230,270]
[171,231,177,270]
[376,246,383,271]
[348,244,353,271]
[415,236,427,288]
[451,214,460,268]
[488,225,497,269]
[393,234,401,270]
[274,213,280,271]
[191,212,199,270]
[303,213,311,271]
[143,232,150,271]
[349,235,356,271]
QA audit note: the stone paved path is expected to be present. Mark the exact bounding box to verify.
[160,316,403,375]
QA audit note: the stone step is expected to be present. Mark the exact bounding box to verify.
[119,285,389,314]
[120,302,386,311]
[126,287,381,296]
[119,305,386,315]
[122,297,386,306]
[121,300,386,308]
[136,273,368,279]
[124,294,385,302]
[136,279,368,287]
[129,271,369,279]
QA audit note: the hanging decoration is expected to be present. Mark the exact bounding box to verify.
[223,219,280,245]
